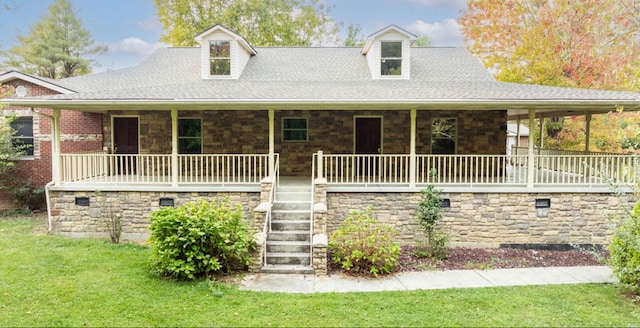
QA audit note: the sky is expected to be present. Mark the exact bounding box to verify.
[0,0,467,73]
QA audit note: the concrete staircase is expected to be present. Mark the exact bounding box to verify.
[262,178,314,274]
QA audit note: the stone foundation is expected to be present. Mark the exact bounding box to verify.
[327,192,633,247]
[49,190,261,241]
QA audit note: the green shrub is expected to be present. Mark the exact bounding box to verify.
[609,201,640,295]
[148,198,255,280]
[8,181,45,211]
[329,207,400,277]
[415,182,449,260]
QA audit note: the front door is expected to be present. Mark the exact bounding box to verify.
[355,117,381,154]
[113,117,139,174]
[355,117,382,179]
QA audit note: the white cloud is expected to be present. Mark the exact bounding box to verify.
[107,37,167,56]
[406,19,464,47]
[136,17,163,31]
[403,0,467,10]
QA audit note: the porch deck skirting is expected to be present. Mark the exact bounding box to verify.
[48,187,632,247]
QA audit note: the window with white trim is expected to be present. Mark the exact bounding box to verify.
[209,41,231,76]
[381,41,402,76]
[431,118,456,154]
[178,118,202,154]
[282,118,308,142]
[10,117,34,156]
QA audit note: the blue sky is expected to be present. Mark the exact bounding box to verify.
[0,0,466,72]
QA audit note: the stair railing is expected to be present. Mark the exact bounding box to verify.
[263,155,279,267]
[310,152,317,261]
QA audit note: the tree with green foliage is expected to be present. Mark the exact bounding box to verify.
[2,0,106,79]
[343,23,364,47]
[154,0,339,46]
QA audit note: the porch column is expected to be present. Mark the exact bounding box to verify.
[268,109,275,175]
[52,109,61,186]
[171,109,178,187]
[538,115,545,150]
[516,118,521,149]
[585,113,592,153]
[527,109,535,188]
[409,109,417,188]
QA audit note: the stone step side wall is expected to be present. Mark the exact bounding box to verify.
[49,190,260,241]
[327,192,635,247]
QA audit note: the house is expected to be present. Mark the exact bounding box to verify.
[0,71,103,210]
[506,122,529,155]
[3,24,640,274]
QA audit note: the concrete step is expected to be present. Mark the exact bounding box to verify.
[272,201,311,211]
[261,264,314,274]
[271,219,310,231]
[268,231,311,242]
[276,191,311,202]
[272,210,311,220]
[266,252,311,265]
[267,240,311,253]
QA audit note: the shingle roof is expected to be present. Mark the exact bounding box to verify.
[6,46,640,110]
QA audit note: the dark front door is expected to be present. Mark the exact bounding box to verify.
[355,117,381,179]
[355,117,381,154]
[113,117,139,174]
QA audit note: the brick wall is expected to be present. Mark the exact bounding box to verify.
[0,78,103,210]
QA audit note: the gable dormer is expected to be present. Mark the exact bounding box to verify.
[361,25,416,80]
[194,25,257,80]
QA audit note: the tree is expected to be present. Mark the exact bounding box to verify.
[460,0,640,90]
[460,0,640,144]
[344,23,364,47]
[154,0,339,47]
[2,0,106,79]
[413,35,433,47]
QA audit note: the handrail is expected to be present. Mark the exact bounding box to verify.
[262,154,279,267]
[310,152,316,261]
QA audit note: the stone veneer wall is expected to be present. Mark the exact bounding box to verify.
[102,109,506,176]
[326,192,633,247]
[49,190,260,240]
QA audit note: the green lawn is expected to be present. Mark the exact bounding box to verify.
[1,215,639,327]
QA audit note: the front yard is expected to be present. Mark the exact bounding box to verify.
[1,214,638,327]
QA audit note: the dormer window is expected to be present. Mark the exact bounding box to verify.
[209,41,231,75]
[381,41,402,76]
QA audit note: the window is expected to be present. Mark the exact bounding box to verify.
[282,118,307,142]
[209,41,231,76]
[178,118,202,154]
[10,117,34,156]
[431,118,456,154]
[381,41,402,76]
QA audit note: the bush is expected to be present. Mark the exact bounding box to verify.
[148,198,256,280]
[415,183,449,260]
[328,207,400,277]
[8,181,45,211]
[609,201,640,295]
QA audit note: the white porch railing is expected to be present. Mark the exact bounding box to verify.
[313,151,640,187]
[60,153,275,185]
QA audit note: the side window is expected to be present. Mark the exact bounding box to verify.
[381,41,402,76]
[431,118,456,154]
[282,118,308,142]
[10,117,34,156]
[178,118,202,154]
[209,41,231,76]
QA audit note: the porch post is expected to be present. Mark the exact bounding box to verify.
[268,109,275,175]
[585,113,592,153]
[171,109,178,187]
[527,109,535,188]
[52,109,61,186]
[516,118,521,149]
[409,109,417,188]
[538,115,545,150]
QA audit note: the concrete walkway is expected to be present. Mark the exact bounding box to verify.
[239,266,616,293]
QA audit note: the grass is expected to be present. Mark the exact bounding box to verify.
[1,215,639,327]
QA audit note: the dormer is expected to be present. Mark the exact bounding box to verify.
[194,25,257,80]
[361,25,416,80]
